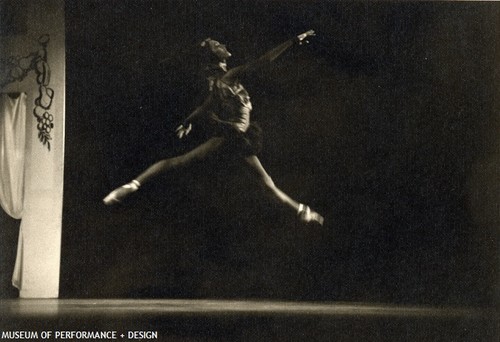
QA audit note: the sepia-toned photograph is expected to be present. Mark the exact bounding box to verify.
[1,0,498,340]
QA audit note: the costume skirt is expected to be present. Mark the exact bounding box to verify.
[215,122,263,157]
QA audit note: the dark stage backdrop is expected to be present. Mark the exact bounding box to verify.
[62,1,499,305]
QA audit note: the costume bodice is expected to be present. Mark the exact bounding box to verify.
[211,78,252,132]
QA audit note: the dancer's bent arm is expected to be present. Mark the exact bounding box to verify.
[176,93,214,139]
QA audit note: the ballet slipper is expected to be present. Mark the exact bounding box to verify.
[297,204,324,226]
[103,180,140,205]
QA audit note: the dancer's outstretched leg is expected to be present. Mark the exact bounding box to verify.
[243,155,324,225]
[103,137,225,205]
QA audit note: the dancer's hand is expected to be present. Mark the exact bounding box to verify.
[176,123,192,139]
[297,30,315,44]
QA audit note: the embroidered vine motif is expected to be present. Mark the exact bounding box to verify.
[0,34,54,150]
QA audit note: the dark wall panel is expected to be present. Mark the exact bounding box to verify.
[62,1,499,305]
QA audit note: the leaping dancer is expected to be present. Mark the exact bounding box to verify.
[103,30,324,225]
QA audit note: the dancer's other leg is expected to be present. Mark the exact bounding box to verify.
[103,137,225,205]
[243,155,324,225]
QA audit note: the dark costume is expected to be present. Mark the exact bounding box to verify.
[182,38,299,156]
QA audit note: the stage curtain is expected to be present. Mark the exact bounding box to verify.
[0,92,26,219]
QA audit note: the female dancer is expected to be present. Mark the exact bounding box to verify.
[103,30,324,225]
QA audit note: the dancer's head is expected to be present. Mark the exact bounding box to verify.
[200,38,231,63]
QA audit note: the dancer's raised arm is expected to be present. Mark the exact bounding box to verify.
[224,30,315,80]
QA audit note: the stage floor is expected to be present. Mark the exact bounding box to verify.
[1,299,498,341]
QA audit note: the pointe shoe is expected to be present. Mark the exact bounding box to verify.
[298,204,324,225]
[103,180,140,205]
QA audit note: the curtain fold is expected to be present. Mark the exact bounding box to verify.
[0,93,27,291]
[0,92,26,219]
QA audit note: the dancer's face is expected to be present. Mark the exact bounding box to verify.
[206,39,231,60]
